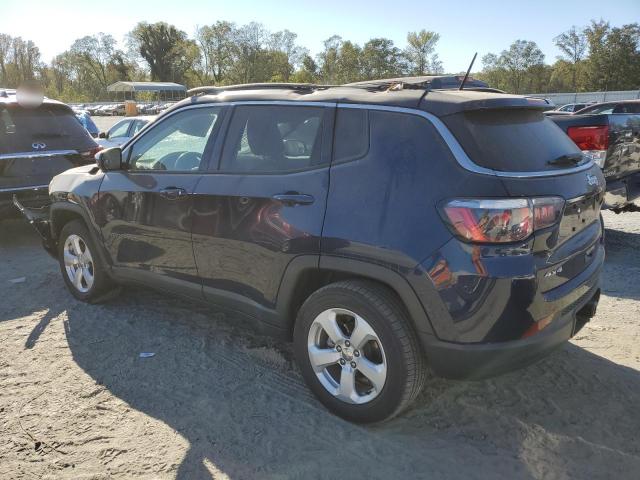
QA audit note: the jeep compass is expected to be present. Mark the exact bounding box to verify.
[15,79,605,423]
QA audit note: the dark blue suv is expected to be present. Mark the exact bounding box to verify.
[16,80,605,422]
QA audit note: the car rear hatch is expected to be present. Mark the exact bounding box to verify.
[440,105,605,296]
[0,102,99,193]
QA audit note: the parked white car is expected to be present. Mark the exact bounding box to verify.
[97,115,155,148]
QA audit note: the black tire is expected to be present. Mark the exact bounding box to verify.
[294,280,426,423]
[58,219,115,303]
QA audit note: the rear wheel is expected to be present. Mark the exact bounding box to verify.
[58,220,115,302]
[294,280,426,423]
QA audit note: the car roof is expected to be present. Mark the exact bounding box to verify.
[0,89,71,110]
[175,83,548,118]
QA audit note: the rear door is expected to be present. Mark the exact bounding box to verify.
[0,102,97,192]
[98,105,225,297]
[191,103,333,316]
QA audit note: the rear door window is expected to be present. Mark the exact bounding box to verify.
[0,103,94,154]
[442,109,583,172]
[220,105,327,173]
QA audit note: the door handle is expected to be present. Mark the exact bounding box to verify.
[272,193,315,206]
[159,187,187,200]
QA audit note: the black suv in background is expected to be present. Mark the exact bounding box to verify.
[16,80,605,422]
[0,89,100,218]
[551,100,640,212]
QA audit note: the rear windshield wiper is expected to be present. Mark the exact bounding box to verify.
[547,153,584,166]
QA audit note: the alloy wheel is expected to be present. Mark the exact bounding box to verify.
[307,308,387,404]
[63,234,95,293]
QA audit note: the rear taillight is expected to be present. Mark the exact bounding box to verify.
[567,125,609,168]
[440,197,565,244]
[80,145,103,162]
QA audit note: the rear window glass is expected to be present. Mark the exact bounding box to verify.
[443,109,582,172]
[0,103,94,154]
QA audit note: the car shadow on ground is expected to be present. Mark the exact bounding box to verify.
[3,219,640,478]
[54,287,640,479]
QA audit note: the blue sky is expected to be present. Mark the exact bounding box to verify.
[1,0,638,72]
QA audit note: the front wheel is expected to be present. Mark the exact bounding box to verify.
[58,220,115,302]
[294,280,426,423]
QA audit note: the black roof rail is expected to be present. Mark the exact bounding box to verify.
[187,83,328,96]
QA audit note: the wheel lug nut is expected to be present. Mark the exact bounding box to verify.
[336,345,342,352]
[350,361,357,368]
[340,359,346,365]
[345,340,351,347]
[354,350,360,357]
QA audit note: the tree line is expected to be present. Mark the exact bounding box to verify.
[0,19,638,102]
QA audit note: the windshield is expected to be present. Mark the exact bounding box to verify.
[575,104,615,115]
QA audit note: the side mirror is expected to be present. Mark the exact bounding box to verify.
[98,131,107,139]
[96,147,123,171]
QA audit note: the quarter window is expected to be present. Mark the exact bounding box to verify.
[333,108,369,163]
[127,107,222,172]
[220,105,326,173]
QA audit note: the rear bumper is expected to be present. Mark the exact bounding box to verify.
[0,185,49,218]
[603,171,640,209]
[11,195,56,257]
[425,253,602,380]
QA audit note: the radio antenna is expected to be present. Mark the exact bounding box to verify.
[459,52,478,90]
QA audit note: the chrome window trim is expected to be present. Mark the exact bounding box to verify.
[0,184,49,193]
[123,100,594,179]
[0,149,78,160]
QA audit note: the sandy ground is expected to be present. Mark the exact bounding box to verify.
[0,210,639,480]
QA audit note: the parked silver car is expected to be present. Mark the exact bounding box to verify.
[97,115,155,148]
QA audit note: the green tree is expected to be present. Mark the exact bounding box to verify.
[361,38,405,80]
[554,26,587,91]
[335,41,362,83]
[196,21,236,84]
[404,30,441,75]
[585,21,640,91]
[480,40,545,93]
[317,35,342,83]
[129,22,195,82]
[291,54,318,83]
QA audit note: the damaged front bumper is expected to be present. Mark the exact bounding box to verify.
[12,195,57,257]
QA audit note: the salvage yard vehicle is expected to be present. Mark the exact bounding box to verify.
[15,79,605,423]
[544,102,594,116]
[1,89,101,219]
[97,115,154,149]
[551,100,640,212]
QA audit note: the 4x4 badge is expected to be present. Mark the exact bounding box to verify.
[586,173,599,186]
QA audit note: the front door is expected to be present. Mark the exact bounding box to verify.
[191,103,334,320]
[97,105,226,296]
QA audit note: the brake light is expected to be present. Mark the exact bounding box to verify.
[567,125,609,168]
[440,197,565,244]
[567,125,609,151]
